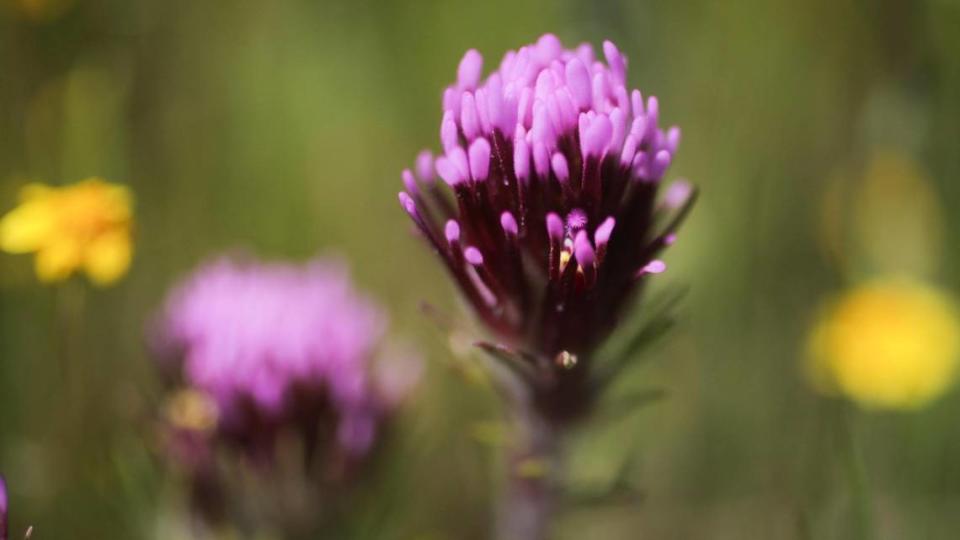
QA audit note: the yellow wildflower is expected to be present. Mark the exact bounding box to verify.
[807,279,960,410]
[0,178,133,285]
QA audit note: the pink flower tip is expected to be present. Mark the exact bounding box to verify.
[441,111,459,152]
[581,113,613,157]
[642,260,667,274]
[551,152,569,182]
[602,40,626,83]
[595,217,616,246]
[401,169,418,195]
[631,89,644,116]
[464,246,484,266]
[666,126,682,154]
[435,156,463,186]
[398,191,416,214]
[546,213,564,241]
[445,220,461,243]
[415,150,435,183]
[449,146,470,180]
[574,231,596,267]
[651,150,672,179]
[565,58,592,110]
[468,137,491,181]
[664,179,693,209]
[500,212,518,237]
[457,49,483,89]
[535,33,562,62]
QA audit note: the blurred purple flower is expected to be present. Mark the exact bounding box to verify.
[153,255,419,457]
[399,34,694,421]
[0,475,7,540]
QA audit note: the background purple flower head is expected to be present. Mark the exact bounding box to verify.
[399,34,695,421]
[0,474,7,540]
[154,254,416,456]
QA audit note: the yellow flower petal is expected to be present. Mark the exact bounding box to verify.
[35,238,82,282]
[0,199,56,253]
[83,229,131,285]
[18,182,54,202]
[2,178,134,286]
[102,183,133,222]
[77,178,131,215]
[807,279,960,410]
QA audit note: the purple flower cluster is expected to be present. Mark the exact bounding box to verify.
[399,34,694,420]
[154,255,416,456]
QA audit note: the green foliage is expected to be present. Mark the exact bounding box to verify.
[2,0,960,538]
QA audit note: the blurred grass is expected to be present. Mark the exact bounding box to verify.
[2,0,960,538]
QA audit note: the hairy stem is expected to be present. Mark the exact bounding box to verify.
[496,406,562,540]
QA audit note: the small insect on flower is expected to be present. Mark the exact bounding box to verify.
[398,34,695,421]
[0,178,133,285]
[807,279,960,410]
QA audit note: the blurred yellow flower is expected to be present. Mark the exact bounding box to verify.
[807,279,960,410]
[0,178,133,285]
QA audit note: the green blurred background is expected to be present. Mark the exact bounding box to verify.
[2,0,960,538]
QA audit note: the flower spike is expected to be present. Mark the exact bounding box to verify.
[397,34,695,424]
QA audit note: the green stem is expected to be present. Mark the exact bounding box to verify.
[839,403,874,540]
[55,279,87,437]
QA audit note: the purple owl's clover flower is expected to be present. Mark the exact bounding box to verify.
[154,255,420,454]
[399,34,695,422]
[398,34,695,540]
[150,255,421,525]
